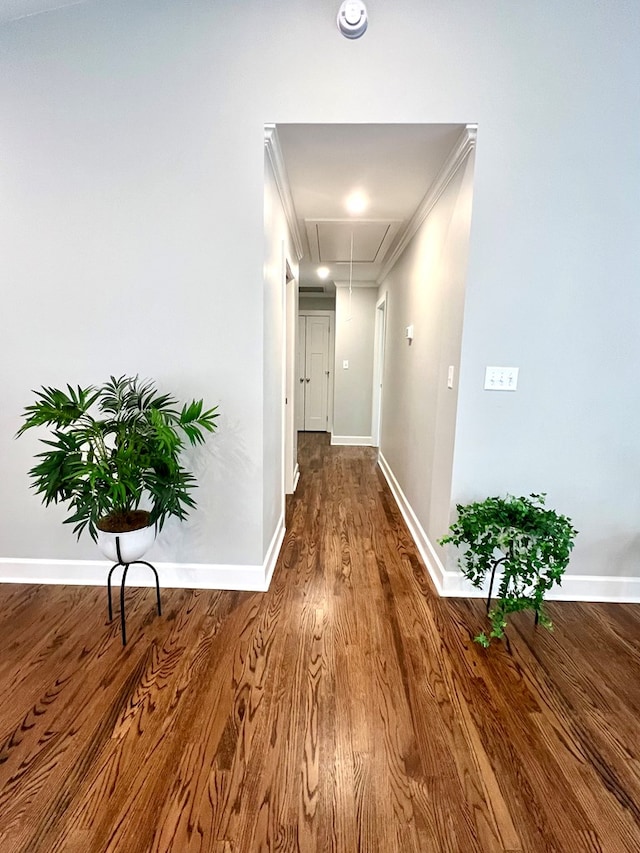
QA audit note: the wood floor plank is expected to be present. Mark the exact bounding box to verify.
[1,433,640,851]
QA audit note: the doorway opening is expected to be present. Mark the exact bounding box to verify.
[284,258,297,494]
[267,121,477,579]
[371,292,387,447]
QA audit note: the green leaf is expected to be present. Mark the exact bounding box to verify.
[439,492,577,648]
[16,375,219,541]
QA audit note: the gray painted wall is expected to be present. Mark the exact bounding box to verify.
[299,296,336,311]
[379,154,475,552]
[333,287,377,439]
[1,2,266,566]
[1,0,638,585]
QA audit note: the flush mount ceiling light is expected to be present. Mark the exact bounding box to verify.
[337,0,368,39]
[317,266,330,280]
[345,191,368,215]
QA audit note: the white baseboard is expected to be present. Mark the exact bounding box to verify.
[331,434,373,446]
[439,568,640,603]
[545,574,640,604]
[0,514,286,594]
[377,452,446,594]
[377,453,640,604]
[0,559,268,591]
[263,513,285,591]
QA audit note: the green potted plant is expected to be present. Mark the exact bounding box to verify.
[17,375,218,560]
[439,493,577,647]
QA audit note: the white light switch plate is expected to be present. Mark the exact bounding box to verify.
[343,360,349,369]
[484,366,519,391]
[447,365,455,389]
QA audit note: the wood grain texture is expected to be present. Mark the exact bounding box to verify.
[1,433,640,851]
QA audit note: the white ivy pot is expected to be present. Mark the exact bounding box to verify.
[96,524,157,564]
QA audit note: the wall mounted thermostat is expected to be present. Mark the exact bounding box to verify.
[337,1,368,39]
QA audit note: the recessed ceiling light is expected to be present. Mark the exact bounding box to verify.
[345,191,368,215]
[317,266,330,280]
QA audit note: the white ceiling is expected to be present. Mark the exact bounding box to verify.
[277,123,465,295]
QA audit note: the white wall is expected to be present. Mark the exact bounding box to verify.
[263,151,298,550]
[333,286,378,441]
[378,152,475,552]
[0,0,638,591]
[0,1,267,572]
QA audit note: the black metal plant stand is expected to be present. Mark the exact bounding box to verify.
[107,536,162,646]
[486,555,539,625]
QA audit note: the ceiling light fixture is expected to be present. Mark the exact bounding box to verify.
[317,266,330,280]
[345,191,368,215]
[337,1,368,39]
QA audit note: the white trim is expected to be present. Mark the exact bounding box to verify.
[264,124,304,261]
[0,515,286,593]
[0,559,267,591]
[439,569,488,598]
[377,452,445,593]
[281,242,288,504]
[282,256,298,499]
[371,291,387,447]
[292,462,300,492]
[262,512,286,591]
[439,567,640,603]
[545,575,640,604]
[377,123,477,283]
[378,453,640,604]
[331,434,373,446]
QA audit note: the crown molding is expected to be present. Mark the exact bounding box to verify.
[377,123,477,283]
[264,124,304,262]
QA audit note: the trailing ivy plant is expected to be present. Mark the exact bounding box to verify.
[439,494,577,647]
[17,375,218,541]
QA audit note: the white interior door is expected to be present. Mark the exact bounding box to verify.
[304,315,330,430]
[297,314,331,432]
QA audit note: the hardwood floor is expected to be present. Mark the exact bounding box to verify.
[1,432,640,851]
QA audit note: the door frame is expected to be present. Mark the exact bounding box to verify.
[371,291,387,447]
[284,256,297,494]
[297,309,335,434]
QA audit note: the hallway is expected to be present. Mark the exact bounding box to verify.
[0,434,639,851]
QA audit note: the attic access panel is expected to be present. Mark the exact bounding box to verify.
[305,219,402,264]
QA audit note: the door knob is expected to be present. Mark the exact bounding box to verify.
[306,378,311,383]
[299,377,304,383]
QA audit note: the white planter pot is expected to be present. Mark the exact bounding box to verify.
[97,524,157,564]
